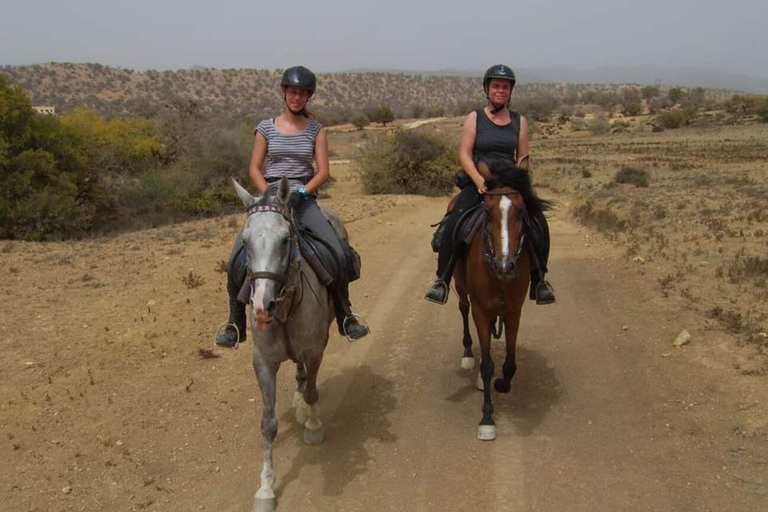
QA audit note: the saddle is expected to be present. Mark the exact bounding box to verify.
[232,223,360,306]
[431,200,484,254]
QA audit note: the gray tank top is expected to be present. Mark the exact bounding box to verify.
[472,109,520,169]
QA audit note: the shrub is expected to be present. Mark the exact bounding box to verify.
[611,119,631,133]
[357,129,459,196]
[614,167,650,188]
[655,108,695,129]
[757,100,768,123]
[623,101,643,117]
[586,114,610,135]
[572,201,627,233]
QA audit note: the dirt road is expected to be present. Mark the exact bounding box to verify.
[2,190,767,512]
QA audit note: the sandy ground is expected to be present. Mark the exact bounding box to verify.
[1,160,767,512]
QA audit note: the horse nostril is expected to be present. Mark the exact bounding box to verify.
[266,300,277,314]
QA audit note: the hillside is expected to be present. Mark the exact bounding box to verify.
[0,62,733,120]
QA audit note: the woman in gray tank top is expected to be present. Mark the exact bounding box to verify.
[425,64,556,306]
[216,66,369,347]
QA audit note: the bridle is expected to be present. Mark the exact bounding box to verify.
[480,187,529,339]
[481,188,528,283]
[244,204,300,306]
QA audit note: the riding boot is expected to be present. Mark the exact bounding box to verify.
[333,285,369,342]
[425,245,456,305]
[216,297,247,348]
[216,242,248,348]
[527,212,556,305]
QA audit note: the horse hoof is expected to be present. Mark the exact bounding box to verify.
[303,425,325,445]
[292,391,303,409]
[460,357,475,370]
[477,425,497,441]
[493,378,511,393]
[252,494,275,512]
[476,372,485,391]
[295,402,308,425]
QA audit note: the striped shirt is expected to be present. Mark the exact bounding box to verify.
[255,118,322,193]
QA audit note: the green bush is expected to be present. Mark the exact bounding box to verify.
[358,129,459,196]
[655,108,695,129]
[614,166,650,188]
[586,114,610,135]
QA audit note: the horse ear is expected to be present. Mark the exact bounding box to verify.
[233,179,255,208]
[477,161,492,180]
[273,176,291,208]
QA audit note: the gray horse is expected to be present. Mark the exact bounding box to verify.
[233,177,340,512]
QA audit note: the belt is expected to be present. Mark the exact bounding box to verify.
[265,176,311,185]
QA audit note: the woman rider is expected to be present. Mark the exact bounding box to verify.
[216,66,369,347]
[424,64,556,305]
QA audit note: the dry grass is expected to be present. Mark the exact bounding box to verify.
[537,122,768,350]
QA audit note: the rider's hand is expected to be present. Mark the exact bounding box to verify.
[474,178,488,195]
[288,191,302,208]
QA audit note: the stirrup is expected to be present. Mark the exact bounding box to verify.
[214,321,242,349]
[424,279,450,305]
[342,313,370,342]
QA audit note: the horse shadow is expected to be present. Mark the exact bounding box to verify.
[275,364,397,498]
[446,344,561,437]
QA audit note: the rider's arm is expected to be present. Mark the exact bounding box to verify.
[516,115,530,171]
[249,131,269,194]
[305,127,330,195]
[459,111,487,194]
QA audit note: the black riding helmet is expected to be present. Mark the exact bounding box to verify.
[483,64,516,113]
[281,66,317,97]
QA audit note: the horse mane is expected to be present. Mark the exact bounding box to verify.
[485,159,553,214]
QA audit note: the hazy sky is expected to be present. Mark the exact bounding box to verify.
[2,0,766,77]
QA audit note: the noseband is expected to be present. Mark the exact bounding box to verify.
[481,188,528,283]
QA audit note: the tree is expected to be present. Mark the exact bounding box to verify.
[641,85,661,100]
[668,87,684,104]
[351,112,370,130]
[367,105,395,126]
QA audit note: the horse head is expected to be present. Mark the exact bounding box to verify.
[477,161,528,281]
[233,177,297,332]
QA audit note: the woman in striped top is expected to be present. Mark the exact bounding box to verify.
[216,66,369,347]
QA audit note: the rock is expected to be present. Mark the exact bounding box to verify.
[622,325,629,331]
[632,256,645,264]
[673,330,691,347]
[62,486,72,494]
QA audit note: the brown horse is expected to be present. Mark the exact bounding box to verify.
[453,161,537,441]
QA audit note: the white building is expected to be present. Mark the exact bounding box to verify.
[32,106,56,115]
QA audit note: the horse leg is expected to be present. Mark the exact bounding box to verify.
[460,299,475,369]
[473,309,496,441]
[252,358,280,512]
[293,362,309,424]
[455,265,475,370]
[494,308,521,394]
[301,354,325,446]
